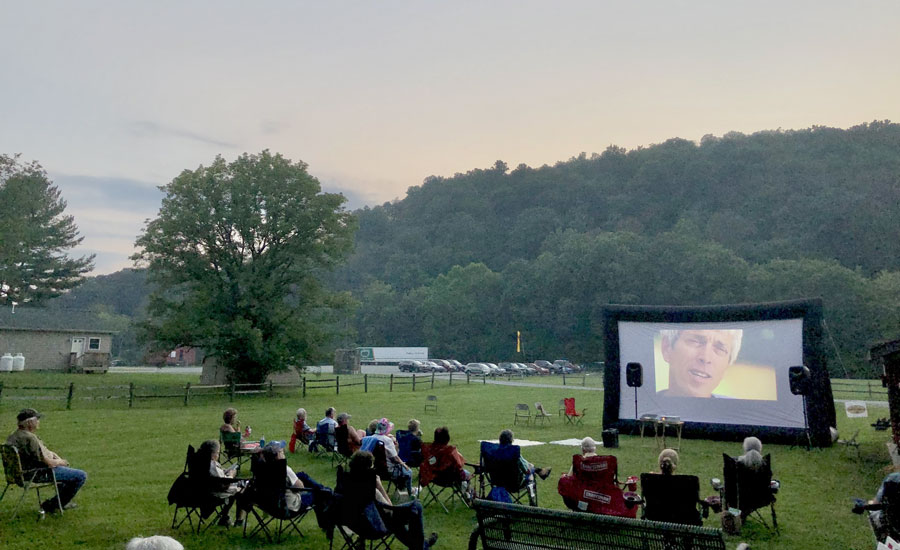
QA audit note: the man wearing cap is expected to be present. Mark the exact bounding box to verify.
[360,418,415,496]
[5,408,87,512]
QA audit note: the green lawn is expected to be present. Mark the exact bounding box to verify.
[0,371,889,549]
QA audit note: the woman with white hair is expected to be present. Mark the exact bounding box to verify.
[566,437,599,475]
[125,536,183,550]
[737,436,764,471]
[290,407,315,453]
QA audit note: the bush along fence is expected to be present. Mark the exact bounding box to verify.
[0,371,592,410]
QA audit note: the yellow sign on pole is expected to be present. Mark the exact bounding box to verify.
[516,330,521,353]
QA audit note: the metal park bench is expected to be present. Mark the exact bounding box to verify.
[469,499,726,550]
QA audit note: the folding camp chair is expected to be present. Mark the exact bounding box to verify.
[0,444,62,519]
[369,440,413,496]
[334,425,354,468]
[513,404,532,425]
[329,466,397,550]
[311,422,340,465]
[396,430,423,469]
[562,397,586,426]
[220,431,249,468]
[557,454,638,518]
[242,454,316,542]
[418,442,472,513]
[712,453,778,531]
[477,441,537,506]
[424,395,438,413]
[854,475,900,544]
[168,445,242,532]
[640,473,708,526]
[534,402,552,425]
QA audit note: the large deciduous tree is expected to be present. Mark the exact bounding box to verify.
[0,155,94,306]
[133,151,356,382]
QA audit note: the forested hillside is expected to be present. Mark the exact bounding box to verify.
[10,122,899,376]
[336,122,900,376]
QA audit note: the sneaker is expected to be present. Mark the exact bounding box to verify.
[536,467,552,480]
[426,532,439,548]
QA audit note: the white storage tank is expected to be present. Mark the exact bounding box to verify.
[12,353,25,371]
[0,353,12,372]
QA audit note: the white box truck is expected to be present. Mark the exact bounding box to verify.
[357,347,428,364]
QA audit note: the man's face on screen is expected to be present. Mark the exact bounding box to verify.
[662,330,735,397]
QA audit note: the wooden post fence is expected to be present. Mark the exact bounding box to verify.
[449,372,453,386]
[128,382,135,408]
[364,374,368,393]
[412,375,416,391]
[230,382,236,402]
[390,374,394,392]
[302,377,307,398]
[66,382,74,410]
[431,371,435,389]
[184,382,191,406]
[336,376,340,395]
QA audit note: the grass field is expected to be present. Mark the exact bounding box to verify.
[0,370,890,549]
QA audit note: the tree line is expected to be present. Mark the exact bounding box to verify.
[5,122,899,379]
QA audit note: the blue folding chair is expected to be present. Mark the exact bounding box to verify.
[477,441,537,506]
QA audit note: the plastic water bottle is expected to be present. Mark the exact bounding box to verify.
[260,436,265,447]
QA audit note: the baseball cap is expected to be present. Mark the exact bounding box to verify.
[336,412,351,423]
[17,408,42,422]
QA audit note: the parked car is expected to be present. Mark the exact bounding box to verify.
[484,362,505,376]
[553,359,577,373]
[447,359,466,372]
[465,363,491,375]
[499,362,524,374]
[398,360,424,373]
[534,360,554,371]
[517,362,536,375]
[420,360,443,372]
[429,359,452,372]
[528,362,550,375]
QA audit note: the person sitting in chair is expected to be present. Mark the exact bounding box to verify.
[658,448,678,475]
[737,436,764,471]
[5,408,87,513]
[221,408,240,436]
[431,426,472,488]
[499,429,551,481]
[346,451,438,549]
[289,408,315,453]
[361,418,415,496]
[318,407,338,433]
[198,439,247,526]
[565,437,599,475]
[261,440,328,514]
[337,412,365,454]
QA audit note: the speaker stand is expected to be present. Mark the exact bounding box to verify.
[790,394,812,451]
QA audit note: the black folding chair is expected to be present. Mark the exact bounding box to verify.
[168,445,241,532]
[329,466,396,550]
[714,453,778,531]
[640,473,707,526]
[242,454,315,542]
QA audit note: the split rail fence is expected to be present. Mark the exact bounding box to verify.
[0,370,594,411]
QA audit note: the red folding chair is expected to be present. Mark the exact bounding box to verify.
[563,397,587,426]
[557,455,638,518]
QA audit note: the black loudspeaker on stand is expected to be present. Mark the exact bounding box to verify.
[789,365,812,450]
[626,362,643,424]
